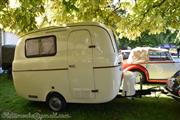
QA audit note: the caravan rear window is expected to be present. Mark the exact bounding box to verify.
[25,36,56,57]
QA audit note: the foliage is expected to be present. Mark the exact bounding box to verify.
[119,29,179,49]
[0,0,44,34]
[0,0,180,41]
[117,0,180,39]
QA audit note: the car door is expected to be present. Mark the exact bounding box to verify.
[68,29,95,99]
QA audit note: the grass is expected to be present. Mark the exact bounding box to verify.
[0,74,180,120]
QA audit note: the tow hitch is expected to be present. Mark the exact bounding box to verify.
[117,86,165,99]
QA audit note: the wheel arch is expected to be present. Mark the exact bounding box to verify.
[46,91,66,103]
[123,64,149,81]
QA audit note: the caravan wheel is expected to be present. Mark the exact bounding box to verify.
[46,93,66,112]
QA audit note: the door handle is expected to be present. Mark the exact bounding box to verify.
[91,89,99,93]
[89,45,96,48]
[69,65,75,68]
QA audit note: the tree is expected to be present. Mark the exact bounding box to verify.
[0,0,44,34]
[119,29,179,49]
[0,0,180,41]
[116,0,180,39]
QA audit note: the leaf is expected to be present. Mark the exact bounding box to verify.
[0,0,179,40]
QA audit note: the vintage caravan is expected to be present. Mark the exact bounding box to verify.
[13,22,122,111]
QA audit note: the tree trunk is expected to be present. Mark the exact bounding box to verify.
[0,29,2,67]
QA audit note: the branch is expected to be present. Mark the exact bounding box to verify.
[137,0,166,26]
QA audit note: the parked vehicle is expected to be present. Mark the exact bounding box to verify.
[165,70,180,101]
[1,45,16,75]
[123,47,180,83]
[13,22,122,111]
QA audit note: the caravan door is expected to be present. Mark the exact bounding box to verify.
[68,29,95,99]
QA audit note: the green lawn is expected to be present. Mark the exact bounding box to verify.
[0,74,179,120]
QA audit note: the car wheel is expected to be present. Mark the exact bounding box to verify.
[132,70,146,84]
[46,93,66,112]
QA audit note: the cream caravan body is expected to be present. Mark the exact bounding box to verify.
[13,22,122,111]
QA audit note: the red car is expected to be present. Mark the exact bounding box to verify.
[122,47,180,83]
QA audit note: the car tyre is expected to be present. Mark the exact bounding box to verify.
[46,93,66,112]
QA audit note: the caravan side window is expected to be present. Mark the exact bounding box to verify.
[25,36,56,57]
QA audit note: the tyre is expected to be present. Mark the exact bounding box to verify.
[46,93,66,112]
[132,70,146,84]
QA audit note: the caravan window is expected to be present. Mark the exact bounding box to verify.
[25,36,56,57]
